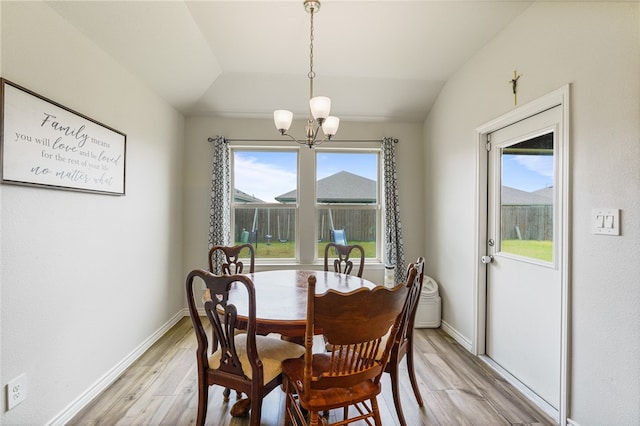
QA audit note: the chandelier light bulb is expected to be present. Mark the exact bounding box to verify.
[322,116,340,137]
[274,110,293,133]
[309,96,331,120]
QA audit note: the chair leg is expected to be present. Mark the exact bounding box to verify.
[196,378,208,426]
[249,391,261,426]
[283,380,294,426]
[309,411,320,426]
[406,343,424,406]
[388,362,408,426]
[371,397,383,426]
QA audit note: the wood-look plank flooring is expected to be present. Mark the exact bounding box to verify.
[68,317,556,425]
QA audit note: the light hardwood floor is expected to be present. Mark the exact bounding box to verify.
[68,317,556,425]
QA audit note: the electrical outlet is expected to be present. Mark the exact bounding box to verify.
[7,374,27,410]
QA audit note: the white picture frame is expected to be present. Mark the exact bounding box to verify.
[1,78,126,195]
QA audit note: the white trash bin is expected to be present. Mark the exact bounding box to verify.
[414,275,441,328]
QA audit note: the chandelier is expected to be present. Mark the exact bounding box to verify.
[274,0,339,148]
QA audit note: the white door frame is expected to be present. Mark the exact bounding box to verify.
[472,85,570,425]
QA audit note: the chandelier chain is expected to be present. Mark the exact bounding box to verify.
[308,6,315,102]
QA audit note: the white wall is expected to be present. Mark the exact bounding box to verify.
[3,1,636,425]
[0,3,185,425]
[424,2,639,424]
[183,116,425,284]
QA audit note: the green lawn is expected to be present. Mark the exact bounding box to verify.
[501,239,553,262]
[235,240,377,259]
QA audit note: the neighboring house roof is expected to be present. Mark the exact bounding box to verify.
[234,188,263,203]
[531,186,553,200]
[502,186,553,205]
[275,171,377,203]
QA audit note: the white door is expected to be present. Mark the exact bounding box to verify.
[485,105,563,413]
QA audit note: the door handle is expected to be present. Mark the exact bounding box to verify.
[481,255,494,264]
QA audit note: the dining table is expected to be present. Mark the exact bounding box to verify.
[208,269,378,417]
[224,269,378,338]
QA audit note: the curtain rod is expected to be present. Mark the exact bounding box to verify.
[207,137,398,143]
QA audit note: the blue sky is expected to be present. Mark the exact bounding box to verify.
[503,154,554,192]
[234,151,553,202]
[234,151,377,202]
[316,152,377,180]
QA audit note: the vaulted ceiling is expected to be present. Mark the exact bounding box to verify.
[46,0,533,123]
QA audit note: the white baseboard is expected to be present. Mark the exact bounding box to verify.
[440,319,473,352]
[46,310,187,426]
[567,419,580,426]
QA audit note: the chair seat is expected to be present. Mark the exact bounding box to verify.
[209,334,305,385]
[282,354,382,411]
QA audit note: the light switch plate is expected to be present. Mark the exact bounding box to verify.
[592,208,620,236]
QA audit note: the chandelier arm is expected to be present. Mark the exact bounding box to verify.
[280,129,319,148]
[280,132,302,144]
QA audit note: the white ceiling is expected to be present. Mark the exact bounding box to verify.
[46,0,533,123]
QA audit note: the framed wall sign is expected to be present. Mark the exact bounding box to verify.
[1,78,126,195]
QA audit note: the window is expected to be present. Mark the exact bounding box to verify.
[231,146,381,264]
[232,149,298,259]
[500,132,554,262]
[316,152,379,260]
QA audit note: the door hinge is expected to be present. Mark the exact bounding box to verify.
[486,141,491,151]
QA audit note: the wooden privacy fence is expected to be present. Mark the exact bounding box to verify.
[501,205,553,241]
[234,207,376,243]
[318,209,377,242]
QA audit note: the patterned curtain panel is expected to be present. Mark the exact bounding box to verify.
[382,137,406,283]
[208,136,231,274]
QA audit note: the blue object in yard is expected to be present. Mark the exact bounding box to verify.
[330,228,347,245]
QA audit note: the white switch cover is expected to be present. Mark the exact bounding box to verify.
[592,208,620,235]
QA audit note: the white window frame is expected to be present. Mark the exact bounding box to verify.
[229,141,383,267]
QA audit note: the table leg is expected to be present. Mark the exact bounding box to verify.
[230,397,252,417]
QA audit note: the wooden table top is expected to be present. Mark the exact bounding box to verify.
[227,269,378,337]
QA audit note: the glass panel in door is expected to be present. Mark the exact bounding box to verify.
[500,133,554,262]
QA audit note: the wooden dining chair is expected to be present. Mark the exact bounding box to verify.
[185,269,305,426]
[385,257,426,426]
[323,242,365,277]
[282,275,409,426]
[207,243,256,401]
[208,243,255,274]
